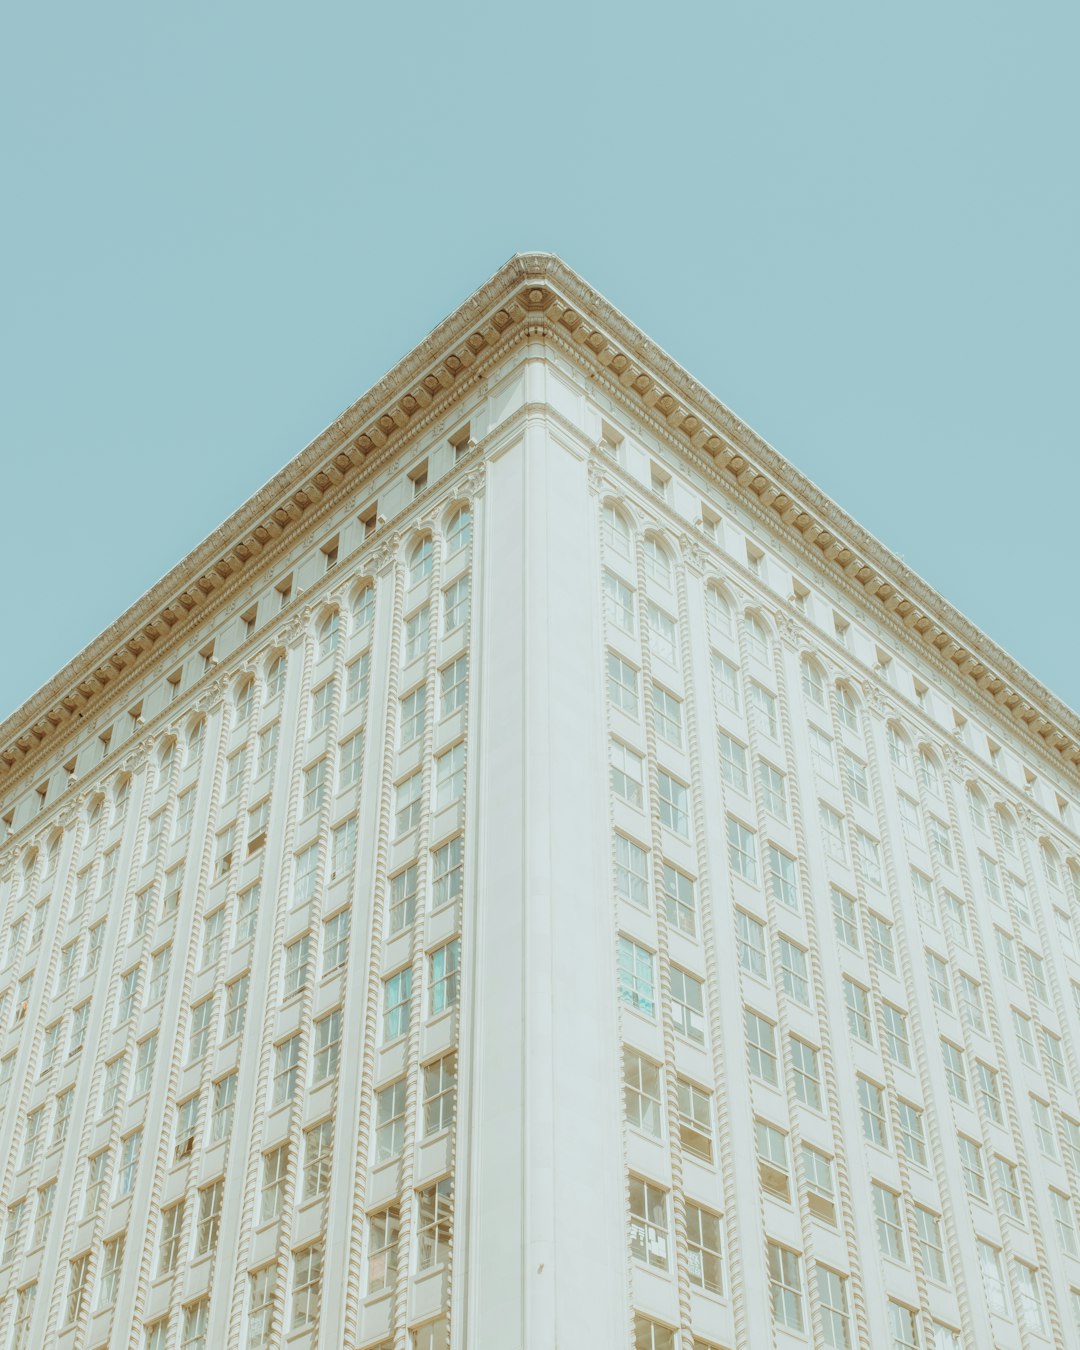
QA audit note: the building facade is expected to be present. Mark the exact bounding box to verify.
[0,255,1079,1350]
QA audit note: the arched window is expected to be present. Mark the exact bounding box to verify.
[44,833,61,876]
[1042,842,1062,891]
[602,503,632,560]
[997,807,1018,855]
[235,678,255,724]
[447,506,472,556]
[158,738,176,786]
[20,851,37,893]
[1068,860,1080,905]
[886,723,910,774]
[643,537,672,588]
[352,584,375,632]
[266,654,287,701]
[918,748,942,797]
[834,683,859,733]
[705,584,733,640]
[186,719,206,766]
[317,610,340,660]
[968,785,989,835]
[409,536,433,586]
[744,612,770,665]
[801,658,826,709]
[113,775,131,822]
[87,796,104,840]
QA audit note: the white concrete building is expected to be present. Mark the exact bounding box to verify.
[0,254,1079,1350]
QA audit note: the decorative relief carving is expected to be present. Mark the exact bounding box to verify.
[678,534,706,575]
[775,613,804,652]
[941,744,965,780]
[586,457,607,497]
[371,534,401,576]
[862,682,894,720]
[459,465,486,501]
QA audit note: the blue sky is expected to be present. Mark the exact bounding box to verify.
[1,1,1076,722]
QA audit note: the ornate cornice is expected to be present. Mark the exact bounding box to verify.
[2,252,1078,794]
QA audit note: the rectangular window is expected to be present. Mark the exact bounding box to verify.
[261,1145,288,1221]
[820,803,847,863]
[778,937,810,1006]
[283,934,310,997]
[610,741,645,808]
[196,1180,224,1255]
[717,732,748,792]
[1031,1095,1058,1158]
[132,1033,158,1097]
[604,570,635,633]
[897,1100,927,1168]
[873,1182,905,1261]
[859,1076,887,1147]
[942,1040,968,1102]
[175,1095,200,1158]
[400,687,426,746]
[225,974,249,1039]
[737,909,768,979]
[331,817,357,878]
[404,606,429,662]
[85,1149,109,1216]
[750,681,778,737]
[677,1078,713,1161]
[882,1003,911,1068]
[832,888,859,949]
[444,575,470,632]
[339,730,365,791]
[247,1266,276,1349]
[367,1208,399,1293]
[202,906,225,966]
[1015,1261,1047,1335]
[291,1243,323,1331]
[389,862,418,935]
[614,833,649,908]
[623,1047,662,1138]
[727,816,757,883]
[417,1178,453,1269]
[868,913,896,973]
[432,836,463,908]
[423,1052,457,1136]
[671,967,706,1043]
[958,974,985,1032]
[629,1176,669,1270]
[607,652,639,716]
[653,686,685,746]
[767,845,798,910]
[855,830,882,887]
[745,1010,778,1086]
[303,1118,334,1200]
[618,938,656,1018]
[915,1205,947,1282]
[712,653,740,712]
[843,753,870,807]
[767,1241,804,1332]
[272,1036,301,1106]
[376,1078,407,1162]
[647,603,677,664]
[844,978,872,1043]
[310,681,335,736]
[808,725,835,779]
[312,1009,342,1083]
[233,881,261,947]
[657,771,688,835]
[440,656,468,717]
[382,968,412,1042]
[322,908,350,974]
[759,762,787,820]
[66,1253,90,1325]
[977,1062,1003,1125]
[256,721,279,777]
[158,1203,184,1275]
[302,759,327,817]
[430,939,460,1015]
[661,863,695,936]
[345,652,371,713]
[994,1156,1022,1219]
[756,1119,790,1198]
[116,1128,141,1197]
[686,1203,723,1294]
[434,745,465,809]
[978,1240,1009,1317]
[803,1146,836,1225]
[816,1266,851,1350]
[790,1037,822,1110]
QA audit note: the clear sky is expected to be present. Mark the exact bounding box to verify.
[1,1,1076,725]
